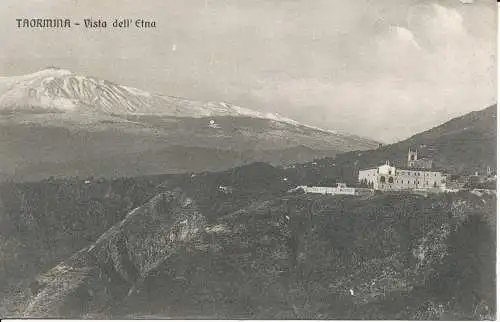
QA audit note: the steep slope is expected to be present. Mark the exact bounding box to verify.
[4,189,206,318]
[0,68,378,181]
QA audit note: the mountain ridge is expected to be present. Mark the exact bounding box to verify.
[346,104,497,173]
[286,104,496,187]
[0,68,379,181]
[0,67,360,138]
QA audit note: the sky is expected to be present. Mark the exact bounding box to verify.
[0,0,496,142]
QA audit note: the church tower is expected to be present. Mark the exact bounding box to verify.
[408,148,418,168]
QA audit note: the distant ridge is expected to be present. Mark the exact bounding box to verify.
[0,68,379,181]
[0,67,351,136]
[330,104,496,175]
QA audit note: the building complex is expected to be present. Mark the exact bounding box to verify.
[358,149,446,192]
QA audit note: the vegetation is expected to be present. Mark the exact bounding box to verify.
[0,166,495,319]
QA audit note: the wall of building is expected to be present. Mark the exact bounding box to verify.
[408,158,433,169]
[359,169,378,186]
[298,185,357,195]
[391,169,445,191]
[358,166,446,192]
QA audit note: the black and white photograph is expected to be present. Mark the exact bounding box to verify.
[0,0,497,319]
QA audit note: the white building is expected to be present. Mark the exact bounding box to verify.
[293,183,372,196]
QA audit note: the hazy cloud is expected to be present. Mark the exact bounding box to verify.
[0,0,496,142]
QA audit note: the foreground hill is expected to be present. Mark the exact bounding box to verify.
[0,168,495,319]
[0,68,378,181]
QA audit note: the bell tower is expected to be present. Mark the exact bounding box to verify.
[408,148,418,168]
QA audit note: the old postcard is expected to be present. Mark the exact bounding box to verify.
[0,0,496,320]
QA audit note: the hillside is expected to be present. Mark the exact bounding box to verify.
[0,122,349,182]
[0,172,495,319]
[340,105,496,173]
[284,105,497,186]
[0,68,378,181]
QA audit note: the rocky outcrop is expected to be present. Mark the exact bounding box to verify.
[21,189,206,318]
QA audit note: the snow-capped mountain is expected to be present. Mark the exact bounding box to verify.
[0,67,315,127]
[0,68,379,181]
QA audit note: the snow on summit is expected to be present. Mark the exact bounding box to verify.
[0,67,336,132]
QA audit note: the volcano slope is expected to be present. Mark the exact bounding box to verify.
[0,172,495,319]
[0,68,378,182]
